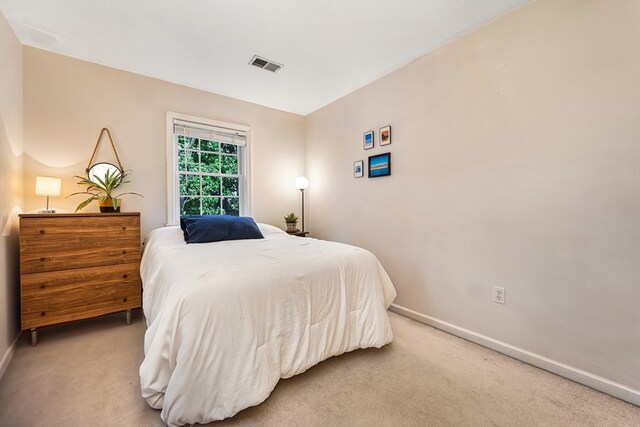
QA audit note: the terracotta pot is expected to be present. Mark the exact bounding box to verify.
[99,198,121,213]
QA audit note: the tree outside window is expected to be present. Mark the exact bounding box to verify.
[177,135,240,216]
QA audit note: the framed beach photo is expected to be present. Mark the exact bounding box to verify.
[379,125,391,146]
[354,160,364,178]
[368,152,391,178]
[363,130,374,150]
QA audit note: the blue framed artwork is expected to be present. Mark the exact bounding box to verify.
[354,160,364,178]
[368,152,391,178]
[363,130,374,150]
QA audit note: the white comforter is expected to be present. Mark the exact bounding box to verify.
[139,224,396,426]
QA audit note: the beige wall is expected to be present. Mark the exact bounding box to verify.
[23,47,306,237]
[306,0,640,392]
[0,11,23,376]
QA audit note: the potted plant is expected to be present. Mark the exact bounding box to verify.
[68,168,142,212]
[284,212,299,232]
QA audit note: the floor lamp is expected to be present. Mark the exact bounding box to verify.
[295,176,309,232]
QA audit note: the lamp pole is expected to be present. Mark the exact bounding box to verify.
[300,188,305,233]
[295,176,309,234]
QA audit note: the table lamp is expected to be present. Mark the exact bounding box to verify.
[35,176,61,214]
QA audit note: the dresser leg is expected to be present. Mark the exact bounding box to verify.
[126,309,132,325]
[30,328,38,346]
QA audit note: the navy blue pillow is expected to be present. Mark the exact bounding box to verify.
[180,215,264,244]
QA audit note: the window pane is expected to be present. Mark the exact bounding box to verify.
[185,150,200,172]
[222,177,239,196]
[202,176,220,196]
[200,139,219,152]
[178,150,187,172]
[180,174,200,196]
[202,197,221,215]
[222,197,239,216]
[177,135,186,149]
[180,197,200,215]
[221,143,237,155]
[178,136,198,150]
[221,154,238,174]
[201,152,220,173]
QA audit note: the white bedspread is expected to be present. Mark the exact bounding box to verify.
[139,224,396,426]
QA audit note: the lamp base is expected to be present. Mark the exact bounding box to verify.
[38,209,56,214]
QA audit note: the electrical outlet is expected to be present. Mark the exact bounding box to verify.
[493,286,505,304]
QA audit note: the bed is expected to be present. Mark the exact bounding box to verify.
[139,222,396,426]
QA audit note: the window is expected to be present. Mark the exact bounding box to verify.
[167,113,250,225]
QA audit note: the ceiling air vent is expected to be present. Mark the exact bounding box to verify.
[249,55,283,73]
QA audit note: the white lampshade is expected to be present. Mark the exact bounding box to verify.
[295,176,309,190]
[35,176,61,197]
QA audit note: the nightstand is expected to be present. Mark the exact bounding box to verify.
[286,230,309,237]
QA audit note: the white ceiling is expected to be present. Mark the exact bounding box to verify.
[0,0,529,115]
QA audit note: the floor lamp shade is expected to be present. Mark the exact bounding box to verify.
[35,176,61,213]
[295,176,309,190]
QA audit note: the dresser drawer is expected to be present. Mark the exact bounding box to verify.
[20,215,139,238]
[21,262,140,296]
[20,246,141,274]
[19,233,140,254]
[21,264,141,329]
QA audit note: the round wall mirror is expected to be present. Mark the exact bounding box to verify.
[87,162,123,187]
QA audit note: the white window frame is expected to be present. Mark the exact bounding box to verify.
[166,111,252,225]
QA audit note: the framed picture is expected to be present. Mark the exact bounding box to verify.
[379,125,391,146]
[368,152,391,178]
[354,160,364,178]
[363,130,374,150]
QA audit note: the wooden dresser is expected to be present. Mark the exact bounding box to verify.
[19,212,142,345]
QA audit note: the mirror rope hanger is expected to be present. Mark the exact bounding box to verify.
[86,128,124,174]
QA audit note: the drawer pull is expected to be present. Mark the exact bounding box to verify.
[39,229,45,234]
[40,311,46,317]
[123,297,128,302]
[122,250,127,254]
[40,284,46,289]
[40,257,46,262]
[122,226,126,231]
[123,274,129,279]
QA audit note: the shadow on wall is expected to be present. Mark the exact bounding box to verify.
[1,205,22,339]
[0,119,24,352]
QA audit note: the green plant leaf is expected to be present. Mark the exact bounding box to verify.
[113,192,143,199]
[75,196,97,212]
[66,191,99,198]
[284,212,298,223]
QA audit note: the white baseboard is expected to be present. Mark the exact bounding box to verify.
[0,332,21,381]
[389,303,640,407]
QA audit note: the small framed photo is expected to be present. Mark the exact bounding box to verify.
[368,152,391,178]
[354,160,364,178]
[363,130,374,150]
[379,125,391,146]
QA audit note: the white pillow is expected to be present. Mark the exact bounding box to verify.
[257,223,288,238]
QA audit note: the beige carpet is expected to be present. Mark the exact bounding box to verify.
[0,310,638,427]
